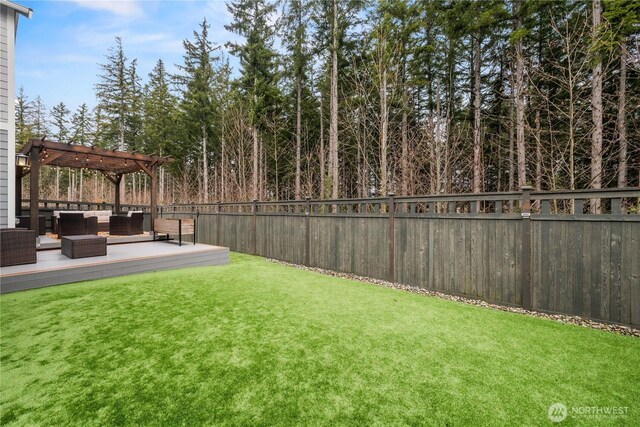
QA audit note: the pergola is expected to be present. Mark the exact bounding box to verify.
[17,139,171,233]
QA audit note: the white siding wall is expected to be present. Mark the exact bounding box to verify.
[0,4,16,228]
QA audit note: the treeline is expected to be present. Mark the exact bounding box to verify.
[15,0,640,208]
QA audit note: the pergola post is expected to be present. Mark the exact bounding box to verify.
[29,148,39,232]
[15,166,23,217]
[114,174,123,214]
[150,165,158,230]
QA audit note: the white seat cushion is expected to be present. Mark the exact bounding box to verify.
[53,210,84,218]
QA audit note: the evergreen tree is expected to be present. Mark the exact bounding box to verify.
[281,0,312,199]
[31,95,49,139]
[51,102,71,143]
[143,59,177,157]
[226,0,280,200]
[50,102,70,199]
[175,18,220,202]
[144,59,178,202]
[95,37,135,151]
[15,86,33,145]
[126,59,144,152]
[70,104,93,200]
[71,103,93,146]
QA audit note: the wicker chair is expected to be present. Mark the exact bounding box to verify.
[109,213,144,236]
[16,215,46,235]
[0,228,37,267]
[58,213,98,237]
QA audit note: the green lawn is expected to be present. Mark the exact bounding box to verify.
[1,253,638,426]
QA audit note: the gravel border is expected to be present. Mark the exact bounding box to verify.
[266,259,640,338]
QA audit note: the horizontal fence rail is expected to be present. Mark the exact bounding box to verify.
[28,188,640,327]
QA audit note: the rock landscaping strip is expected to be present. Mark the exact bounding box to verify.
[267,259,640,338]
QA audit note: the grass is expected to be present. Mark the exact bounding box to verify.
[1,253,638,426]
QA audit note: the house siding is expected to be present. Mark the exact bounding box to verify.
[1,5,8,125]
[0,130,7,227]
[0,5,9,228]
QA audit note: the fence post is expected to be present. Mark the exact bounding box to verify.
[252,199,258,255]
[520,186,533,310]
[305,197,311,266]
[216,201,221,246]
[388,192,396,283]
[195,209,199,245]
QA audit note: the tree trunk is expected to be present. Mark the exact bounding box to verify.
[357,115,363,199]
[379,54,389,197]
[515,0,526,188]
[221,122,226,202]
[535,110,542,191]
[401,87,408,196]
[329,0,339,200]
[590,0,603,213]
[472,35,482,194]
[435,84,442,193]
[617,44,627,189]
[319,93,325,199]
[119,119,125,199]
[252,126,258,200]
[508,77,515,194]
[202,125,209,203]
[295,72,302,200]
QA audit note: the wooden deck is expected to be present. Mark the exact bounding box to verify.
[1,242,229,294]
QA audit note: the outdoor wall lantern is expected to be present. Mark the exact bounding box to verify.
[15,153,29,167]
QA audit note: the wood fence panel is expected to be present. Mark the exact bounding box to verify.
[197,214,216,245]
[256,215,305,265]
[531,220,640,325]
[309,216,388,280]
[216,215,252,253]
[394,217,520,305]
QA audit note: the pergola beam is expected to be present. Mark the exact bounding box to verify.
[40,152,63,166]
[99,170,119,185]
[21,139,169,165]
[133,160,153,177]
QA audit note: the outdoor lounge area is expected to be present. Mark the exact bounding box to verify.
[1,139,227,288]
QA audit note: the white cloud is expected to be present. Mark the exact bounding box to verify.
[71,0,144,18]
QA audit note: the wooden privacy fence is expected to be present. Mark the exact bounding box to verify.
[162,187,640,328]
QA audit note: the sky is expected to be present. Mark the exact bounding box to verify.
[15,0,242,113]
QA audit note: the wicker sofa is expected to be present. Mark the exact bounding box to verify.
[109,212,144,236]
[0,228,37,267]
[53,210,112,234]
[57,213,98,237]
